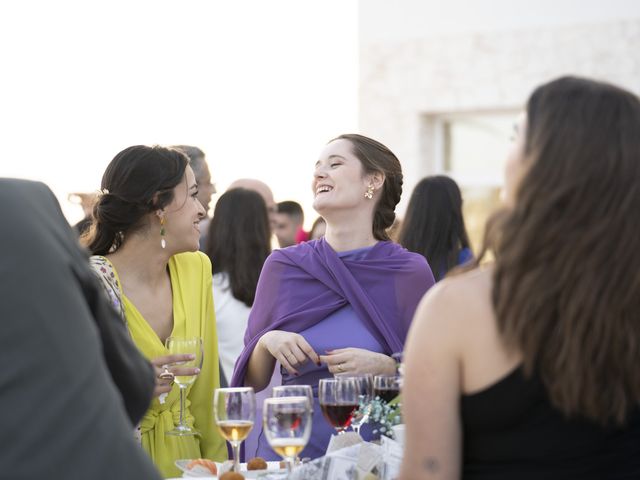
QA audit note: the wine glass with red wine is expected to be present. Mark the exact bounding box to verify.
[319,377,358,435]
[373,374,401,403]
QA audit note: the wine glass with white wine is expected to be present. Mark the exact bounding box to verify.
[263,396,312,474]
[214,387,256,472]
[165,336,203,436]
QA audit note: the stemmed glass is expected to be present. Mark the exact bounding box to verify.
[263,396,312,474]
[273,385,314,411]
[214,387,256,473]
[373,374,402,403]
[336,374,373,436]
[318,377,359,435]
[165,336,203,436]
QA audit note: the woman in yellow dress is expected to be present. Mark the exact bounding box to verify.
[84,145,227,477]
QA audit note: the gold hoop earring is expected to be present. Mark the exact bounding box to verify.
[160,217,166,249]
[364,184,374,199]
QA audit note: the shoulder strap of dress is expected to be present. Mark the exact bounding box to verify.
[89,256,126,324]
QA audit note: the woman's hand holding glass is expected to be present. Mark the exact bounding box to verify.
[214,387,256,473]
[164,337,203,436]
[263,396,312,474]
[150,352,199,397]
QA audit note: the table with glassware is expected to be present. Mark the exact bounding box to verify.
[170,372,405,479]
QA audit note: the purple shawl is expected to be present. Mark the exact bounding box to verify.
[230,238,435,388]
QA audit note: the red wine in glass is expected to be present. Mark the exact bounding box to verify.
[374,387,400,403]
[320,403,358,430]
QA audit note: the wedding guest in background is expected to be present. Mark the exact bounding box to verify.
[275,200,306,247]
[0,178,161,480]
[171,145,216,249]
[232,133,435,459]
[398,175,473,281]
[204,188,271,386]
[83,145,227,477]
[227,178,278,233]
[309,216,326,240]
[400,76,640,479]
[69,191,98,237]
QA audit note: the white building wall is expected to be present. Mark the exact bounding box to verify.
[358,0,640,214]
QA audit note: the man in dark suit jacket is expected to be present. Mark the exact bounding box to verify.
[0,179,161,479]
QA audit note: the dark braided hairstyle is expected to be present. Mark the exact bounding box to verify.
[83,145,189,255]
[331,134,403,241]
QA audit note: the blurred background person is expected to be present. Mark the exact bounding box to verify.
[231,133,435,459]
[275,200,306,247]
[308,216,326,240]
[398,175,473,281]
[1,178,161,480]
[172,145,216,249]
[83,145,226,477]
[69,191,99,237]
[400,76,640,479]
[204,187,271,386]
[227,178,278,233]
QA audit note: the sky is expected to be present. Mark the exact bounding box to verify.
[0,1,358,226]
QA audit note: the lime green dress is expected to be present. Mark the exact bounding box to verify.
[95,252,227,478]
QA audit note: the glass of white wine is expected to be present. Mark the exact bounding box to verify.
[165,336,203,436]
[263,396,312,474]
[214,387,256,472]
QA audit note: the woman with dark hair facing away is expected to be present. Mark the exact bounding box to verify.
[83,145,227,477]
[204,188,271,385]
[398,175,472,281]
[400,76,640,480]
[231,133,435,459]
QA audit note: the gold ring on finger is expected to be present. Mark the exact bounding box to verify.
[158,367,174,382]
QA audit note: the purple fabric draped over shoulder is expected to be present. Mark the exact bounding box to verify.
[230,238,435,388]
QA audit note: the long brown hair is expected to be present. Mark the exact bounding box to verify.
[484,76,640,425]
[204,188,271,307]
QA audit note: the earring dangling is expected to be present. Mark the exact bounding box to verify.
[364,184,374,199]
[160,217,166,249]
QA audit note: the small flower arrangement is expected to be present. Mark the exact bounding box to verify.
[354,395,402,439]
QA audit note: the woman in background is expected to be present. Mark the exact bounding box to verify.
[84,145,227,477]
[398,175,472,281]
[400,76,640,479]
[204,188,271,385]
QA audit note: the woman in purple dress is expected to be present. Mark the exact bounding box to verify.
[231,133,435,459]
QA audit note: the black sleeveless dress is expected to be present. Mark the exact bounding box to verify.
[461,366,640,479]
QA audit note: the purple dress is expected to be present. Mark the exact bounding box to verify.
[232,239,434,459]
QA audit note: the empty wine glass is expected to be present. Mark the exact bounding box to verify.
[318,377,358,435]
[373,374,402,403]
[263,396,312,474]
[273,385,314,411]
[165,336,203,436]
[214,387,256,472]
[335,373,373,436]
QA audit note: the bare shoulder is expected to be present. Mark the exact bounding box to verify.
[412,266,493,333]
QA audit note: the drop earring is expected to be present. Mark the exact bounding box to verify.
[364,184,374,199]
[160,216,166,249]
